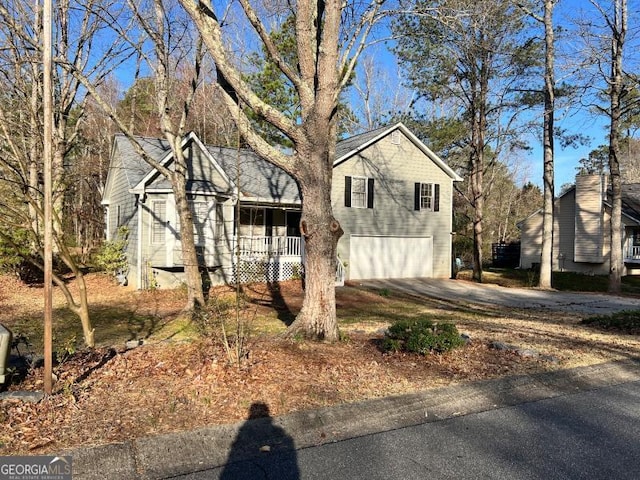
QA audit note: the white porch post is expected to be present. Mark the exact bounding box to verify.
[137,198,143,290]
[166,194,176,267]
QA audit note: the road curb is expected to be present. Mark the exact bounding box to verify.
[68,358,640,479]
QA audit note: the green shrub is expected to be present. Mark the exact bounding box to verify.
[382,317,465,355]
[95,226,129,276]
[581,310,640,331]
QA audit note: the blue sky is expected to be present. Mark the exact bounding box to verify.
[526,109,610,190]
[364,0,640,190]
[521,0,633,189]
[105,0,635,191]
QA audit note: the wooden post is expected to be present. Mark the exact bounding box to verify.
[43,0,53,395]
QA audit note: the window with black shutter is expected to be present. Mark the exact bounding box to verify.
[345,175,374,209]
[414,182,440,212]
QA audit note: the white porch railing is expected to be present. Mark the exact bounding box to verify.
[626,244,640,261]
[236,236,344,286]
[237,236,302,258]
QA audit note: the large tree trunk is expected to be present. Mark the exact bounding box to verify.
[607,0,626,294]
[470,65,488,283]
[539,0,556,289]
[172,168,206,310]
[471,153,484,283]
[285,142,343,341]
[177,0,381,340]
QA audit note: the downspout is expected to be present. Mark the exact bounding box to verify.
[449,179,456,278]
[137,194,143,290]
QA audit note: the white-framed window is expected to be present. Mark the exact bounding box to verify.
[420,183,433,210]
[345,176,374,209]
[351,176,367,208]
[190,200,209,246]
[414,182,440,212]
[151,200,166,244]
[215,203,224,242]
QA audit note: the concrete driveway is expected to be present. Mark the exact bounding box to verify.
[358,278,640,316]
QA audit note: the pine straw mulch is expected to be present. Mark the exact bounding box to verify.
[1,274,640,455]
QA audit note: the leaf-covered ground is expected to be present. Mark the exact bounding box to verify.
[1,274,639,454]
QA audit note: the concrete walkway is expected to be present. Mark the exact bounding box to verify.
[359,278,640,316]
[69,359,640,479]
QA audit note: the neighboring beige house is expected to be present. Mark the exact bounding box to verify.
[102,123,462,289]
[519,174,640,275]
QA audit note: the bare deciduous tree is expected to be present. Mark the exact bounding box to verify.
[177,0,385,340]
[578,0,634,292]
[61,0,221,310]
[0,0,128,347]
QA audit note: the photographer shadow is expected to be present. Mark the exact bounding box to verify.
[219,402,300,480]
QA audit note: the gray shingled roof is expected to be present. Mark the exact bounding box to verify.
[111,124,413,203]
[113,134,169,188]
[335,124,392,160]
[113,134,300,203]
[207,146,300,203]
[620,184,640,223]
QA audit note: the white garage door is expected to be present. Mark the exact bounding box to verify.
[349,236,433,280]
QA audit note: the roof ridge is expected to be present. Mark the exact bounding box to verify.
[337,123,396,146]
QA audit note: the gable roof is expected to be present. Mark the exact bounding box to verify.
[115,134,170,188]
[132,133,233,197]
[207,146,300,203]
[102,134,171,204]
[518,180,640,228]
[611,184,640,224]
[334,122,463,182]
[335,124,391,160]
[104,123,460,204]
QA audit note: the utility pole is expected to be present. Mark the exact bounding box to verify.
[43,0,53,395]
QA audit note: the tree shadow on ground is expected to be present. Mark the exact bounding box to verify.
[243,282,297,327]
[219,402,300,480]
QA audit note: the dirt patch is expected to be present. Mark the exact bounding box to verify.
[1,275,639,454]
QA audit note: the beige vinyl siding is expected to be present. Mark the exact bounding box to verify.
[574,175,604,263]
[519,187,610,275]
[332,130,454,278]
[518,211,543,269]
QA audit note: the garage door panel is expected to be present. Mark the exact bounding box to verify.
[350,236,433,280]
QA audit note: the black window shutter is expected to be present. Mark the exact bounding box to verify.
[434,184,440,212]
[367,178,375,209]
[345,176,352,207]
[414,183,421,211]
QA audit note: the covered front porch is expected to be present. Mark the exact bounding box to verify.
[624,227,640,266]
[232,206,304,283]
[234,205,303,258]
[232,205,344,285]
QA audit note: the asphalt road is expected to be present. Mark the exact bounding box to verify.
[359,278,640,316]
[174,380,640,480]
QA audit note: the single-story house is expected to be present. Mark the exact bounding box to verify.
[101,123,463,289]
[519,173,640,275]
